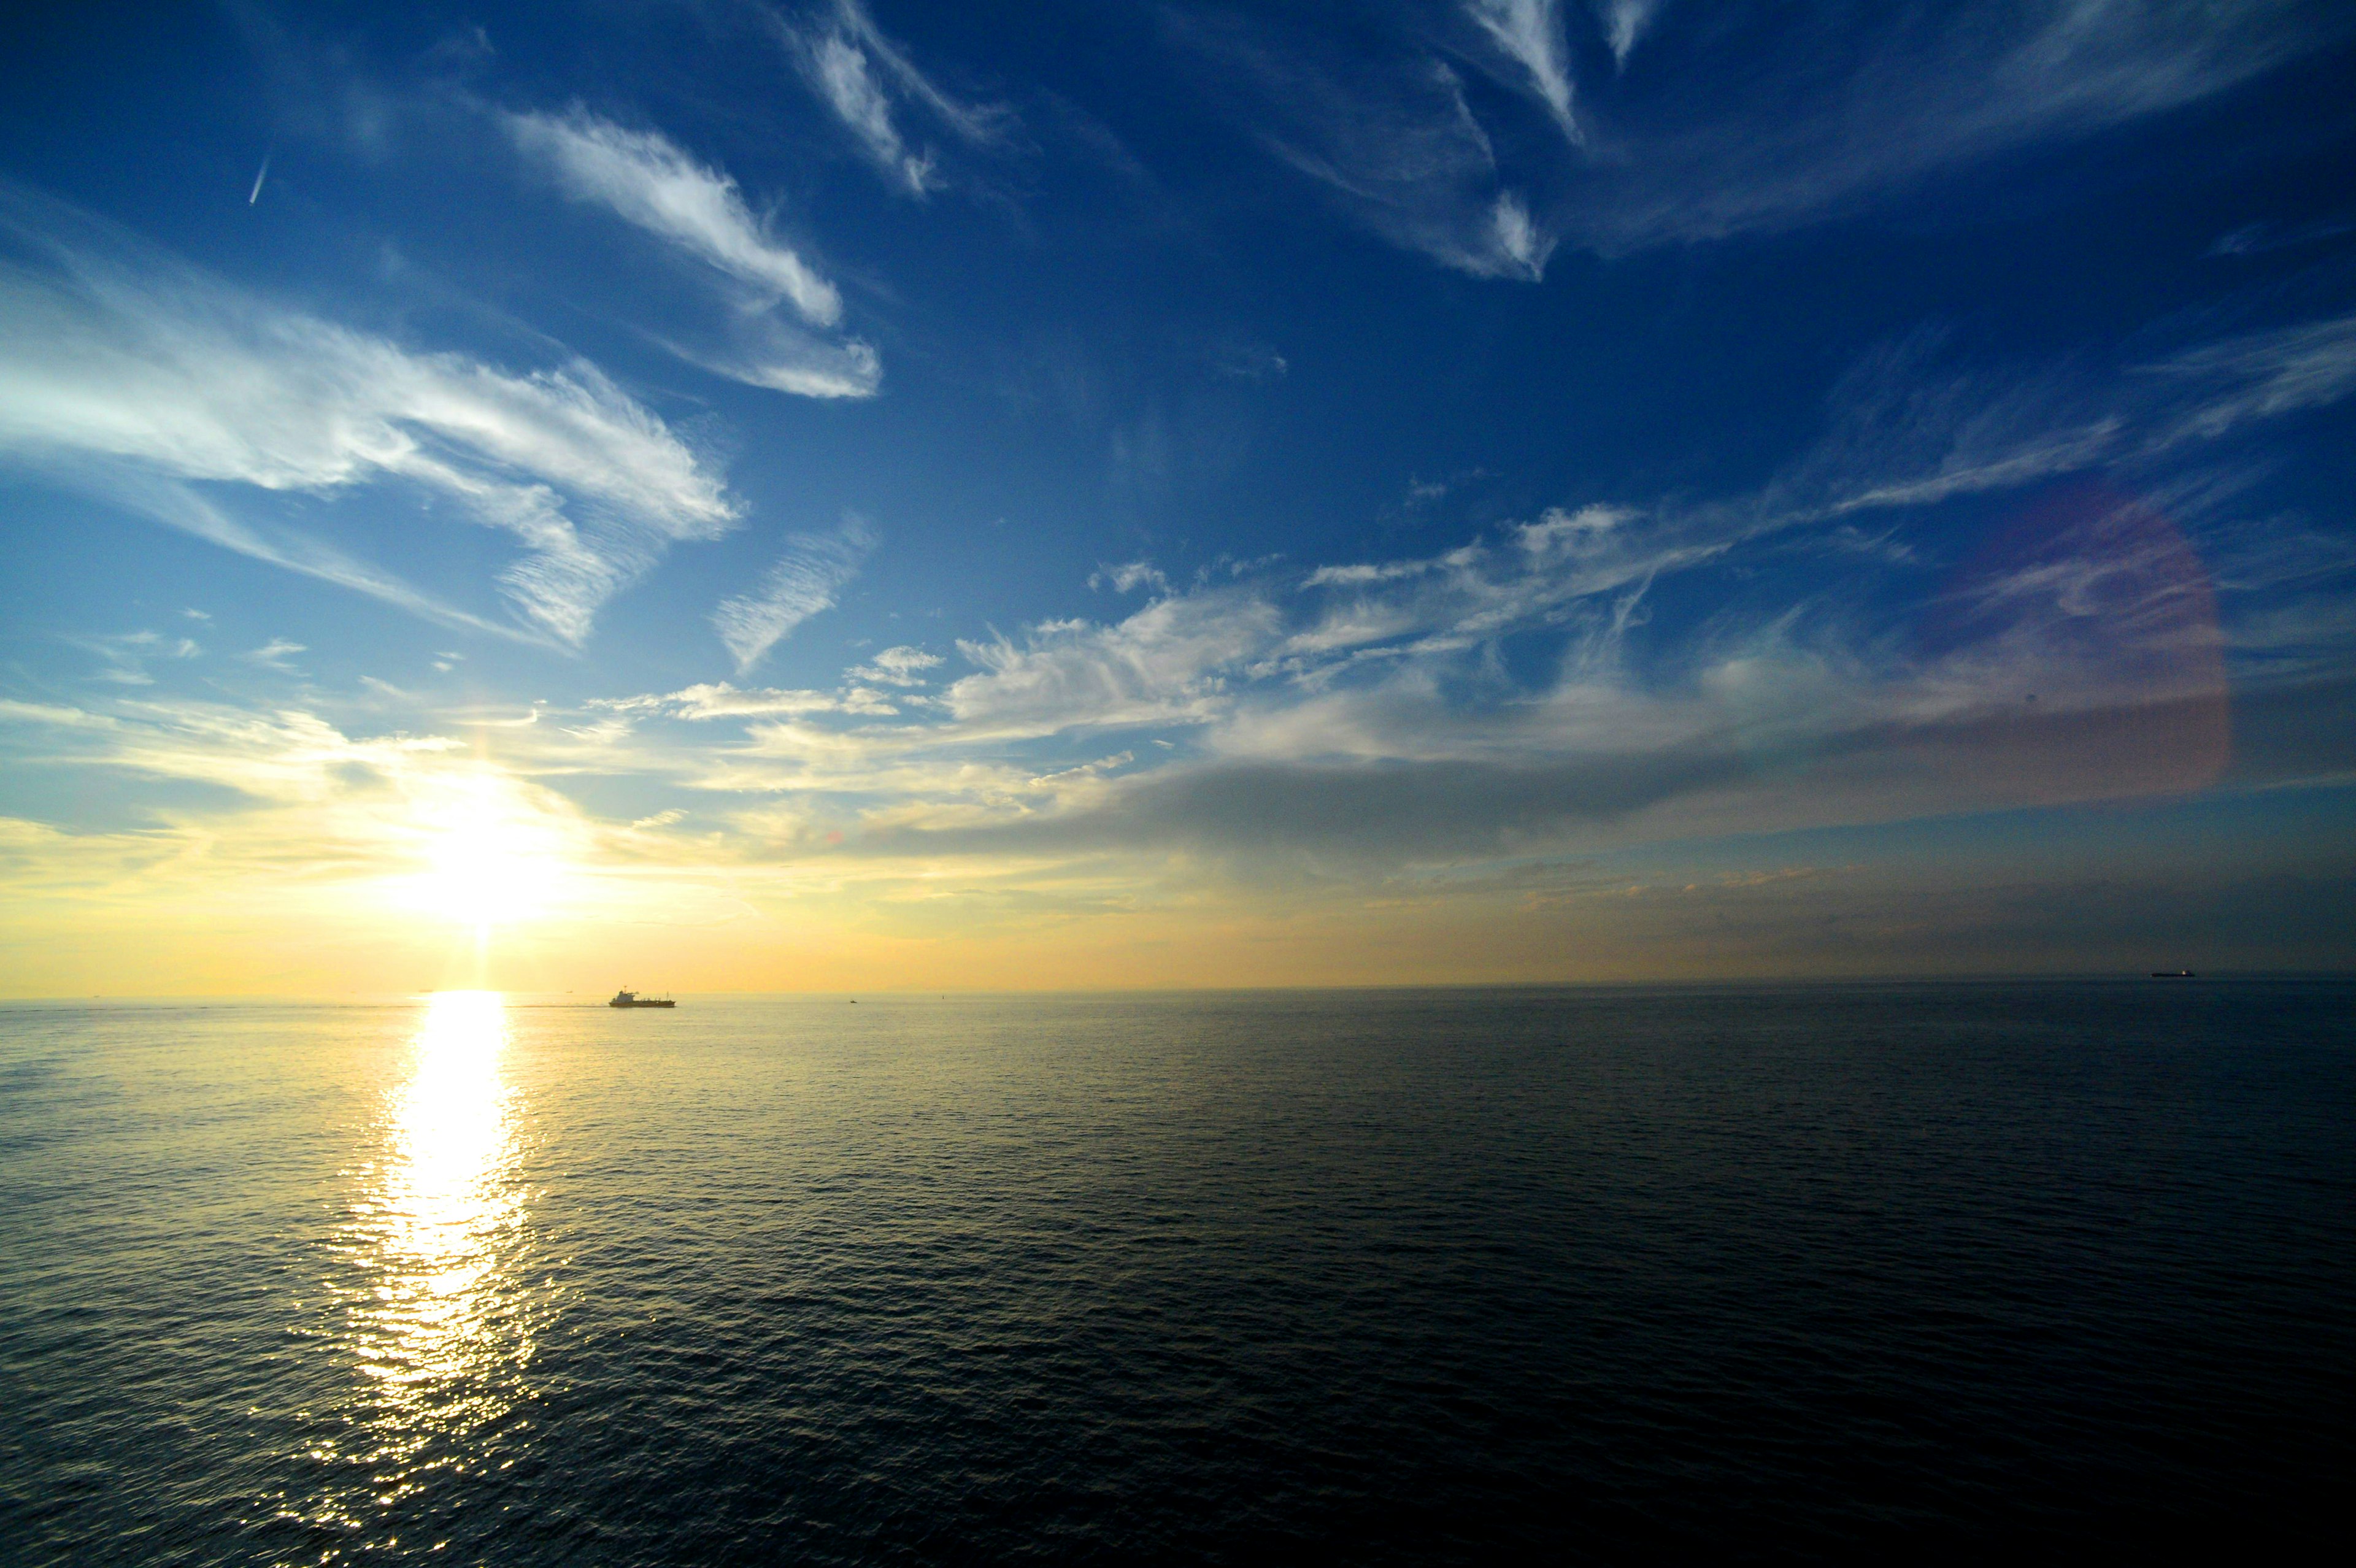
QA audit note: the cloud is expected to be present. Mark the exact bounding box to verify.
[581,306,2356,824]
[641,309,2356,870]
[1090,560,1169,595]
[1557,0,2341,254]
[1593,0,1664,67]
[1488,190,1555,277]
[0,699,118,729]
[0,182,739,645]
[18,294,2351,961]
[1209,339,1288,381]
[658,307,882,400]
[506,107,841,325]
[1181,16,1553,281]
[714,515,878,673]
[1464,0,1579,140]
[67,470,533,642]
[2142,312,2356,444]
[506,107,881,399]
[1185,2,2340,273]
[617,682,845,719]
[809,29,936,195]
[2206,217,2355,258]
[0,696,458,804]
[784,0,1011,196]
[847,645,944,686]
[241,638,306,671]
[633,307,2356,834]
[69,629,202,686]
[945,589,1287,737]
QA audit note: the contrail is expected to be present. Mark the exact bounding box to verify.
[248,151,271,206]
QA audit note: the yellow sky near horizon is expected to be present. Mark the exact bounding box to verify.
[0,659,2338,997]
[4,778,2323,996]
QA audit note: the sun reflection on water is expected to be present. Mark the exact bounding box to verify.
[326,990,538,1520]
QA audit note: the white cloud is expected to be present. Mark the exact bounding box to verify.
[599,682,839,719]
[69,629,202,687]
[1267,54,1548,281]
[0,699,117,729]
[894,310,2356,777]
[1210,340,1288,381]
[505,107,880,399]
[1488,190,1555,278]
[0,183,740,645]
[27,299,2324,905]
[2144,312,2356,443]
[1563,1,2339,253]
[1191,2,2339,271]
[241,638,306,671]
[811,31,936,196]
[714,515,878,674]
[1090,560,1169,595]
[848,645,944,686]
[1465,0,1579,140]
[506,107,841,325]
[787,0,1010,197]
[660,308,882,401]
[947,590,1286,736]
[1593,0,1663,67]
[1171,10,1554,283]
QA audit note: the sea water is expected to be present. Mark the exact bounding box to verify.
[2,982,2349,1561]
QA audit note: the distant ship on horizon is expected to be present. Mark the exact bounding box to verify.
[609,988,676,1009]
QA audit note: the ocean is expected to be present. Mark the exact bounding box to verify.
[2,982,2349,1562]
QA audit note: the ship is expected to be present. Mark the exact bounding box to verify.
[608,988,676,1009]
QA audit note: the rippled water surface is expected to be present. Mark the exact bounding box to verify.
[4,982,2351,1562]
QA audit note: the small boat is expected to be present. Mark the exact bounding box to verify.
[609,988,676,1009]
[2149,970,2196,979]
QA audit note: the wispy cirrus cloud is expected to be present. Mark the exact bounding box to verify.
[1592,0,1663,68]
[20,300,2349,971]
[240,638,307,672]
[714,514,878,673]
[2141,313,2356,443]
[1563,0,2344,254]
[1181,1,2340,277]
[552,303,2356,875]
[1464,0,1578,141]
[781,0,1011,198]
[0,182,739,646]
[1180,14,1554,281]
[507,107,840,323]
[947,590,1286,738]
[505,107,881,398]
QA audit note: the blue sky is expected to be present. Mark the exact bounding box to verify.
[3,1,2354,989]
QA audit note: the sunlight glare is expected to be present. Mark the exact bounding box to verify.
[332,989,533,1471]
[398,772,576,933]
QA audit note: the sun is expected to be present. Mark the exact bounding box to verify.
[398,772,576,933]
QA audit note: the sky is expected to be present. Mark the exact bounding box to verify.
[2,0,2354,994]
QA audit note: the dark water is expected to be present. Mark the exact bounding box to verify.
[2,982,2350,1562]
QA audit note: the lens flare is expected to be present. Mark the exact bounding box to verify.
[1923,482,2231,802]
